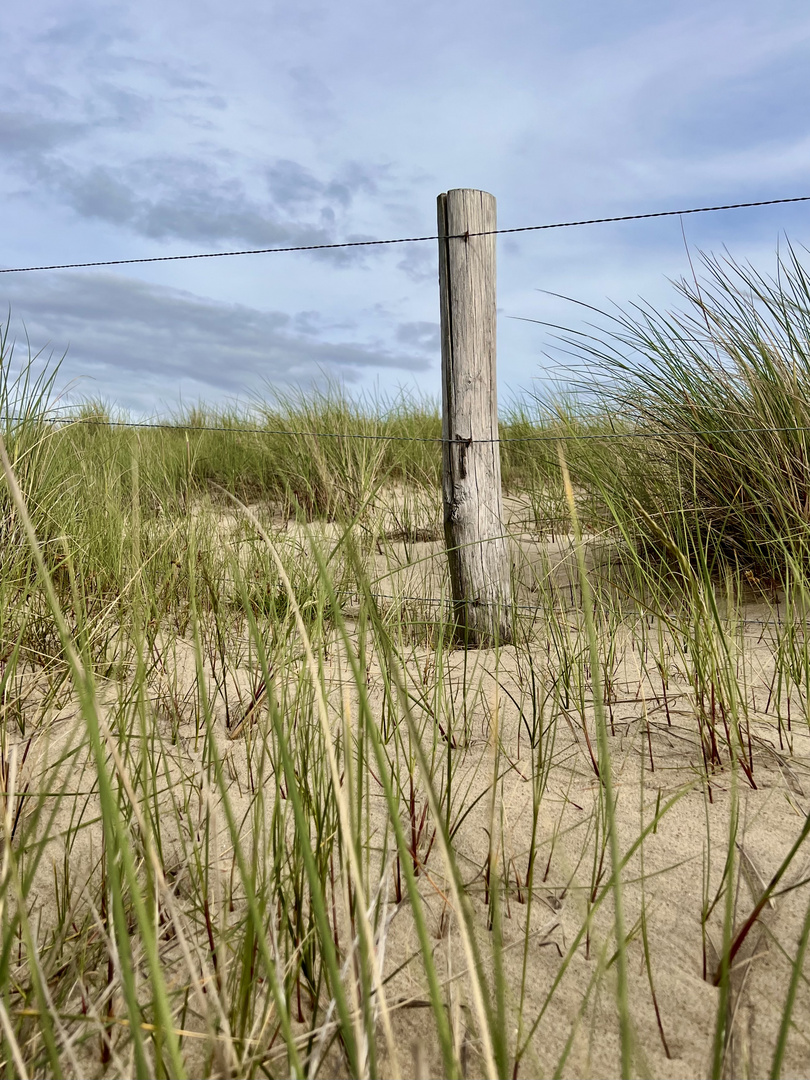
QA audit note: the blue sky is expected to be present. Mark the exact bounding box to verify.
[2,0,810,415]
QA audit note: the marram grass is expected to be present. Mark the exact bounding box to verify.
[1,246,810,1080]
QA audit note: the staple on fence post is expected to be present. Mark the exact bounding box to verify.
[437,189,513,647]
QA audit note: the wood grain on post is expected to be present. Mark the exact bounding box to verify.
[438,189,513,646]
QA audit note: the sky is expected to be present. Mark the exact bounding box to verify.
[2,0,810,416]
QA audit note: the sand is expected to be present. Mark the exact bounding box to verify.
[8,494,810,1079]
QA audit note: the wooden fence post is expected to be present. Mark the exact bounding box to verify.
[437,188,513,646]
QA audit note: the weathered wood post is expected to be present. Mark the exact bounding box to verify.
[438,188,513,646]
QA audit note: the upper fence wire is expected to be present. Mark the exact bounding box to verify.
[4,189,810,445]
[1,193,808,274]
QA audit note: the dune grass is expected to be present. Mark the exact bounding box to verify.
[2,243,810,1079]
[549,244,810,582]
